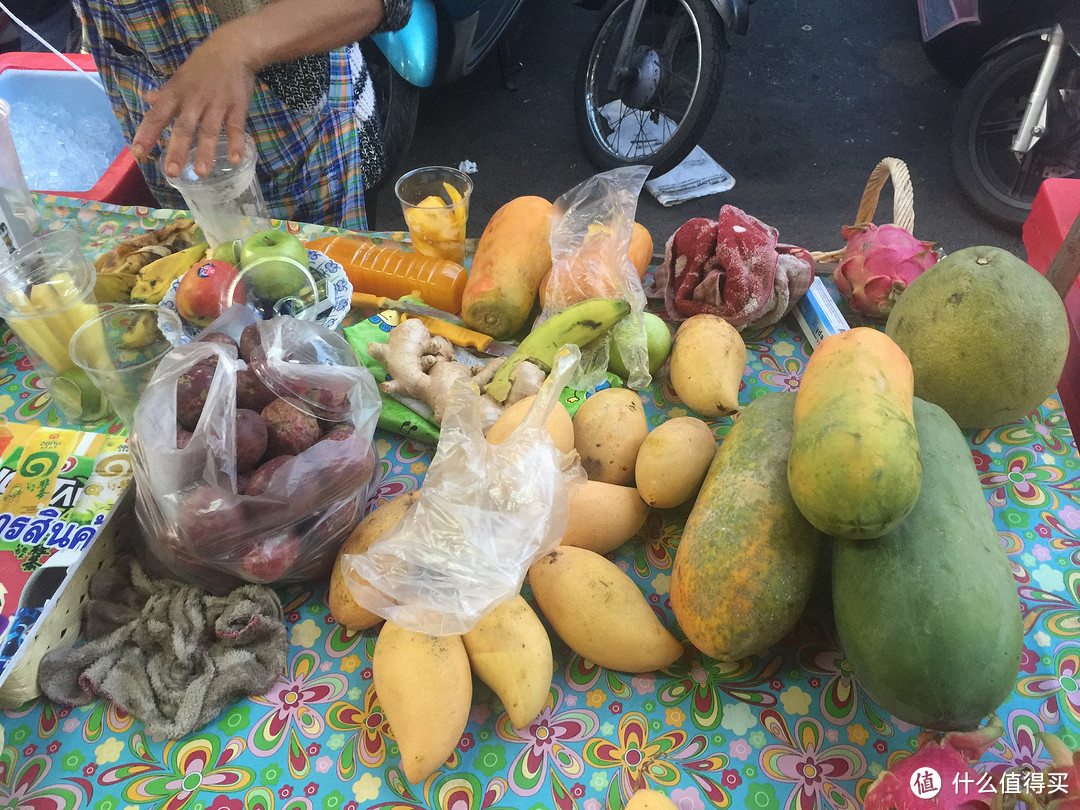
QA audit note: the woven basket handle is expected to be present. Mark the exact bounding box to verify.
[812,157,917,263]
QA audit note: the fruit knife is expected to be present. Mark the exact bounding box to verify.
[399,314,517,357]
[350,292,463,324]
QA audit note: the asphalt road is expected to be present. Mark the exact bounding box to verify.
[26,0,1027,260]
[371,0,1028,261]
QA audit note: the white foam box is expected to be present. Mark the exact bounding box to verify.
[794,276,850,349]
[0,51,155,206]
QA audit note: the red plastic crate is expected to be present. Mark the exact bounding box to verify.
[0,52,157,208]
[1022,177,1080,434]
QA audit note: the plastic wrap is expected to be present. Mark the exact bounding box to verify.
[540,166,652,391]
[340,346,586,636]
[130,306,382,594]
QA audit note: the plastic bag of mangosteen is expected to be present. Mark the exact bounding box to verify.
[128,305,383,594]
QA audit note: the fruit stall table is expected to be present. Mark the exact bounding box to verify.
[1,195,1078,809]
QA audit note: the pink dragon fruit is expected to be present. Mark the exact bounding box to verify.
[1003,731,1080,810]
[863,716,1004,810]
[833,222,939,319]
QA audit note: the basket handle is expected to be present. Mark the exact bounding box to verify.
[812,157,917,264]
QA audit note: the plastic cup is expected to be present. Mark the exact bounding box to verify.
[224,253,320,321]
[0,97,39,255]
[0,230,109,423]
[394,166,473,265]
[163,131,270,250]
[69,304,184,429]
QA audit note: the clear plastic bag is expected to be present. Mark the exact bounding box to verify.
[130,306,383,594]
[540,166,652,391]
[340,346,586,636]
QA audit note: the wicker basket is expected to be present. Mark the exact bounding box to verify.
[811,157,919,264]
[0,487,132,709]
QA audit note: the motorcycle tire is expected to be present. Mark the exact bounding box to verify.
[574,0,726,179]
[949,36,1066,232]
[361,40,420,189]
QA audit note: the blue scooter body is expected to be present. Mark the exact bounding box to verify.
[370,0,439,88]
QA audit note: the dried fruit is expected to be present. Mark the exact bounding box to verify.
[238,530,301,583]
[199,331,239,354]
[175,358,218,431]
[236,366,276,412]
[320,423,355,442]
[177,485,246,551]
[246,454,295,497]
[235,408,268,473]
[239,322,263,363]
[833,223,939,319]
[262,397,321,456]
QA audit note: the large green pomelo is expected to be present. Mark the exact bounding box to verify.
[885,245,1069,429]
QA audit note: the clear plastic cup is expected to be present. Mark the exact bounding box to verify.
[163,131,270,250]
[394,166,473,265]
[0,97,39,255]
[69,303,184,429]
[224,253,320,321]
[0,230,108,423]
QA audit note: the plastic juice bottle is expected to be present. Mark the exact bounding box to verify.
[307,235,468,314]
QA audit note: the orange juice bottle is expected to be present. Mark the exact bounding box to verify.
[307,235,468,314]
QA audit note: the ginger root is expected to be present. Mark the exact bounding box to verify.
[368,318,544,428]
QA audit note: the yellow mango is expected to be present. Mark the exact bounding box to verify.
[372,621,472,783]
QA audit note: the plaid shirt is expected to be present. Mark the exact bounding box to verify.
[73,0,411,231]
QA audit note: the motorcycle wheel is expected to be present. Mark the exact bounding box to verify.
[574,0,725,178]
[949,37,1073,232]
[361,40,420,188]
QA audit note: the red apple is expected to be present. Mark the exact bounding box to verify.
[176,259,246,327]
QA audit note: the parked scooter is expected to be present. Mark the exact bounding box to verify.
[572,0,751,178]
[944,3,1080,231]
[364,0,528,181]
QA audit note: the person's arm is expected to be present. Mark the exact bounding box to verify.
[131,0,388,179]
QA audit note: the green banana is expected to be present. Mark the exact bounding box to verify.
[129,241,209,304]
[483,297,631,402]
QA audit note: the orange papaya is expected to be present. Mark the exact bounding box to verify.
[460,196,552,339]
[787,327,921,540]
[671,391,826,661]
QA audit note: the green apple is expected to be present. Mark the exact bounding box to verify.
[212,238,243,265]
[239,229,312,302]
[609,311,673,379]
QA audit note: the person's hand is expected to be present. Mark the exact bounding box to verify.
[130,23,257,178]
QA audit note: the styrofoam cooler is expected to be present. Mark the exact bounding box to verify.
[1023,177,1080,433]
[0,52,157,207]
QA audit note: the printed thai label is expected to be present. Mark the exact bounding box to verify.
[0,427,81,518]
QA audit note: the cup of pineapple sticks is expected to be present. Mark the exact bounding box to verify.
[0,230,112,424]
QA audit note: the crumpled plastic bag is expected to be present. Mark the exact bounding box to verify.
[130,306,383,594]
[340,345,586,636]
[651,205,814,331]
[540,166,652,392]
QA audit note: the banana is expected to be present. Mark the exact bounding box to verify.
[129,241,209,304]
[94,271,139,304]
[483,297,630,402]
[119,310,159,349]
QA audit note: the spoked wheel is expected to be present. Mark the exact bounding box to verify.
[950,37,1078,232]
[575,0,725,178]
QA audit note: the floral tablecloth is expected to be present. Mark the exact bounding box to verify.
[1,197,1079,810]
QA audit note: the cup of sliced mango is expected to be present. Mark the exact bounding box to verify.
[394,166,473,265]
[0,230,112,424]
